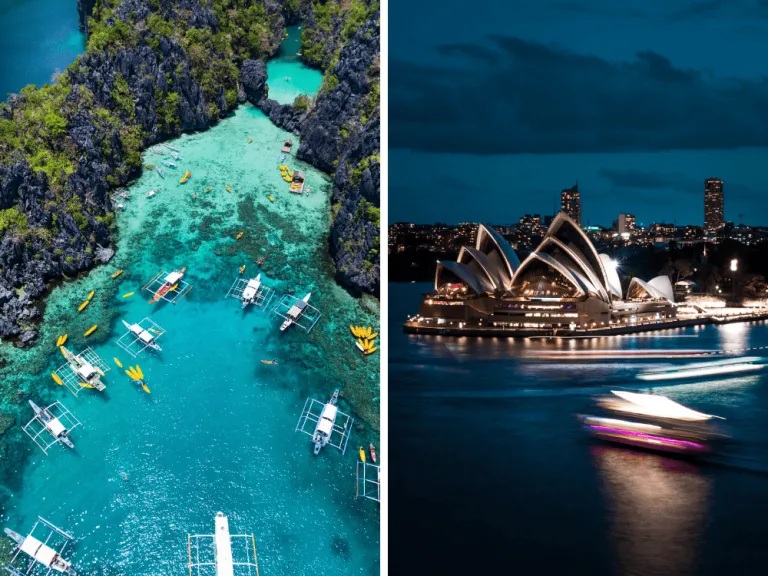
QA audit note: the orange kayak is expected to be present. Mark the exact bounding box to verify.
[261,360,278,365]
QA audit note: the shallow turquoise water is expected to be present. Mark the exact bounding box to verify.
[0,106,379,573]
[0,0,84,99]
[266,25,324,105]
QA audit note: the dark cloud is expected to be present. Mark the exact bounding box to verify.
[548,1,650,18]
[390,37,768,155]
[668,0,768,20]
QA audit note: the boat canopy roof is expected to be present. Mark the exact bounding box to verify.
[46,418,66,437]
[164,271,183,284]
[77,363,94,378]
[321,403,338,421]
[317,417,334,435]
[138,331,154,343]
[21,536,58,566]
[611,390,717,421]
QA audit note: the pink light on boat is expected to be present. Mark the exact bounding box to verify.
[586,425,706,450]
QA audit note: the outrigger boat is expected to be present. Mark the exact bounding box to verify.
[161,160,177,168]
[240,274,262,308]
[60,346,106,391]
[5,524,77,575]
[156,167,165,178]
[28,401,74,449]
[170,152,181,160]
[149,268,185,303]
[280,292,311,331]
[312,389,340,455]
[281,139,292,154]
[146,189,157,198]
[121,320,162,352]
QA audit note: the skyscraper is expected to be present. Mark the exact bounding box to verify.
[561,183,581,227]
[617,214,635,235]
[704,178,724,232]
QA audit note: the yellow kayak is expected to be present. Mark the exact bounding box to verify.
[123,292,134,298]
[226,185,232,192]
[79,382,95,389]
[268,196,275,202]
[84,325,98,337]
[359,447,366,462]
[169,283,179,292]
[349,325,358,337]
[239,265,246,274]
[248,138,253,143]
[114,357,123,368]
[364,347,378,355]
[56,334,68,347]
[51,372,63,386]
[78,300,90,312]
[205,187,212,192]
[87,290,95,300]
[369,332,378,339]
[112,269,123,279]
[142,383,151,394]
[236,232,244,240]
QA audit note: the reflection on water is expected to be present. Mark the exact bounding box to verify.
[718,322,750,351]
[593,446,710,576]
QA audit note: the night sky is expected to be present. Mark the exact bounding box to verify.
[389,0,768,227]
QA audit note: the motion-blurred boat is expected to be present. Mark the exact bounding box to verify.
[637,356,763,381]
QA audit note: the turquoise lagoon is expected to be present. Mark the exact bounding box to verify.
[0,0,84,99]
[0,106,380,574]
[266,25,324,105]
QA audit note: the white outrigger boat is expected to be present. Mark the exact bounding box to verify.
[122,319,162,352]
[295,389,353,455]
[170,151,181,160]
[156,166,165,178]
[144,268,188,304]
[161,160,177,168]
[5,518,77,575]
[241,274,262,309]
[312,389,340,455]
[280,292,311,331]
[60,346,106,391]
[28,401,74,450]
[146,189,157,198]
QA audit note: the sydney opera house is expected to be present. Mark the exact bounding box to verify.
[405,212,677,335]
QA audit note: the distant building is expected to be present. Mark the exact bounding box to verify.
[544,215,555,227]
[617,214,636,235]
[704,178,724,232]
[561,183,581,227]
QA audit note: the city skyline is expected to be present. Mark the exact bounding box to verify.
[390,0,768,227]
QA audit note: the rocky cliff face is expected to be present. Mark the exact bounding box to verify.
[77,0,97,33]
[0,0,285,341]
[243,13,381,296]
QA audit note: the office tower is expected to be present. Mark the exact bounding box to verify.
[617,214,635,235]
[561,183,581,227]
[704,178,724,232]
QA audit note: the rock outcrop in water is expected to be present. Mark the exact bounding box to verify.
[0,0,380,338]
[243,4,381,296]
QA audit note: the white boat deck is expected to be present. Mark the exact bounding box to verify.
[54,347,110,397]
[272,295,321,333]
[295,398,353,454]
[7,517,74,576]
[187,513,260,576]
[116,317,166,358]
[226,277,275,309]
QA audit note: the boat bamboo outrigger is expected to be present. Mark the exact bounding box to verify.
[281,138,292,153]
[116,317,166,358]
[226,274,275,310]
[54,346,110,397]
[187,513,260,576]
[142,268,192,305]
[295,389,354,456]
[23,400,81,455]
[5,517,78,576]
[356,461,380,503]
[273,292,321,333]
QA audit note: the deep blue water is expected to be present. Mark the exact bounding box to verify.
[390,282,768,576]
[0,0,84,99]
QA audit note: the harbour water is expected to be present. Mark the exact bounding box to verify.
[0,0,84,99]
[0,106,380,574]
[390,282,768,576]
[265,25,324,105]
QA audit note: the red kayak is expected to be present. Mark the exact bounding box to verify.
[369,443,377,463]
[257,257,265,265]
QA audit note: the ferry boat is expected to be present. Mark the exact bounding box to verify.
[578,390,727,455]
[312,389,340,455]
[280,292,311,331]
[4,528,76,574]
[241,275,262,309]
[149,268,185,303]
[61,346,106,391]
[122,320,162,352]
[29,401,74,449]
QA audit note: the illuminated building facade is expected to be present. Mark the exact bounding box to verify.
[561,183,582,227]
[704,178,724,233]
[412,213,676,333]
